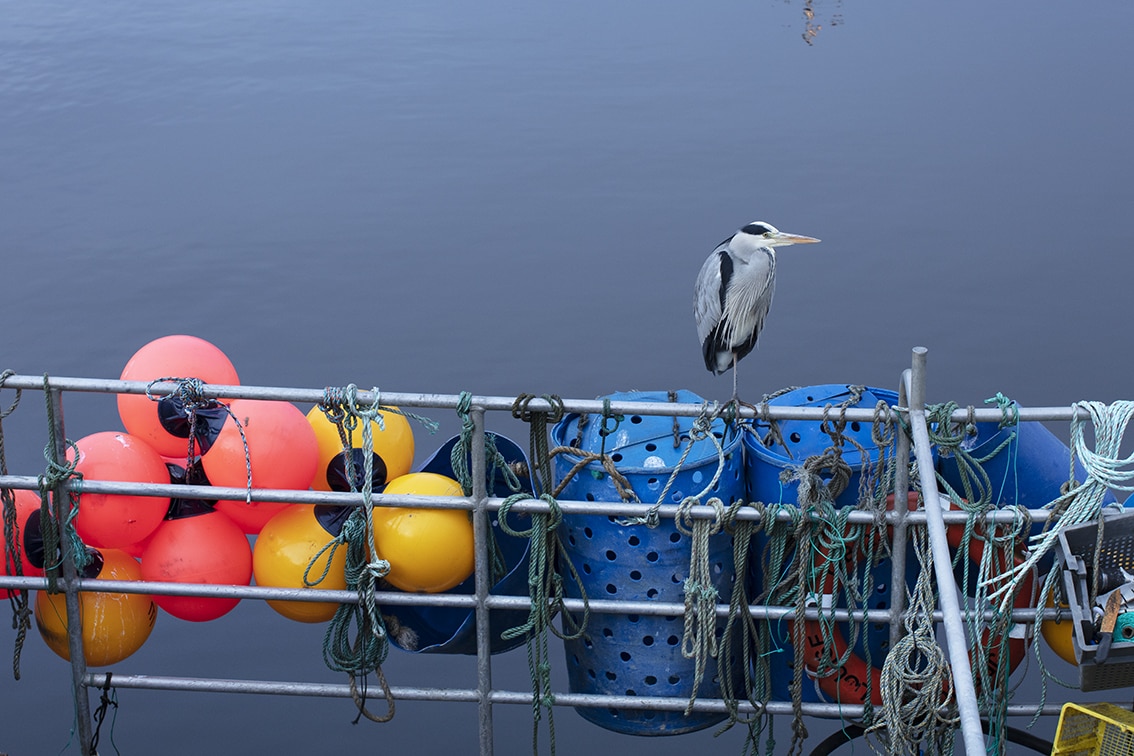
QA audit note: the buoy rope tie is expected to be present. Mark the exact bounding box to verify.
[988,400,1134,613]
[37,375,91,588]
[147,377,255,504]
[0,369,34,681]
[676,495,725,714]
[316,385,395,724]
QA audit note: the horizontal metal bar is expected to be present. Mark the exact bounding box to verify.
[0,574,1067,626]
[88,673,1065,719]
[0,373,1089,422]
[0,474,1058,525]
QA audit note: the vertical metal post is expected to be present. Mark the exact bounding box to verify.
[908,347,985,755]
[46,386,94,754]
[470,407,495,756]
[888,370,912,653]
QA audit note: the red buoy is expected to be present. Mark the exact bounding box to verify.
[118,335,240,458]
[140,507,252,621]
[1,489,45,598]
[69,432,171,549]
[203,399,318,534]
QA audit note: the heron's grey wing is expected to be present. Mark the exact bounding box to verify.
[693,246,730,347]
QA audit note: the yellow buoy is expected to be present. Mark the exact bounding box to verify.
[1040,592,1078,667]
[306,405,415,492]
[35,549,157,667]
[374,473,473,593]
[253,505,348,623]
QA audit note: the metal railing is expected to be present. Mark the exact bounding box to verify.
[0,347,1099,755]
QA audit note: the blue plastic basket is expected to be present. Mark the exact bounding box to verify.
[937,417,1096,510]
[743,384,912,703]
[552,390,744,735]
[382,433,533,655]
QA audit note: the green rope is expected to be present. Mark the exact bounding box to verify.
[596,397,622,459]
[772,393,905,752]
[499,493,587,756]
[37,375,91,588]
[315,385,396,724]
[505,394,586,756]
[1,370,34,681]
[512,394,563,495]
[451,391,516,585]
[867,524,957,754]
[715,501,771,748]
[752,501,804,754]
[676,495,726,714]
[921,394,1034,751]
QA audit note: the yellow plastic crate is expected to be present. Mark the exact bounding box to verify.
[1051,702,1134,756]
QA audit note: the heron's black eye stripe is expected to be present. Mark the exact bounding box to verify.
[742,223,773,236]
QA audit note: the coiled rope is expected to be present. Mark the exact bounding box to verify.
[866,522,957,755]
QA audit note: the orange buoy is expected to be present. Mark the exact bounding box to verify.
[253,505,348,623]
[140,506,252,621]
[35,548,157,666]
[1,489,46,598]
[306,405,415,493]
[117,335,240,458]
[203,399,318,535]
[69,432,171,549]
[374,473,473,593]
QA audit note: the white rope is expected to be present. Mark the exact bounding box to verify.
[986,400,1134,612]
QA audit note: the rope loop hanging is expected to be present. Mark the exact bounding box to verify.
[0,369,33,680]
[313,384,403,724]
[505,395,579,756]
[675,495,726,714]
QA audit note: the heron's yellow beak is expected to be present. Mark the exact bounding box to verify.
[772,232,820,246]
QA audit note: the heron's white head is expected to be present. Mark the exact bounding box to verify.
[737,221,820,249]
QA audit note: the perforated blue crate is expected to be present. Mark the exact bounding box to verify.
[552,390,744,735]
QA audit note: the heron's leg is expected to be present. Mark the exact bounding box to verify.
[731,353,739,403]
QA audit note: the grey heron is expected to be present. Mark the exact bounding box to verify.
[694,221,820,400]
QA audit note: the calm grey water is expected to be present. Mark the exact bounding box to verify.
[3,1,1133,754]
